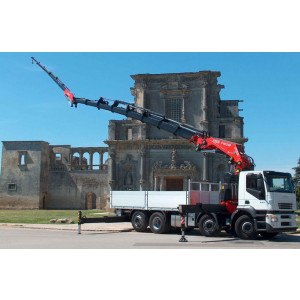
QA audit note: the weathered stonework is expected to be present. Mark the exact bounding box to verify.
[106,71,247,194]
[0,142,109,209]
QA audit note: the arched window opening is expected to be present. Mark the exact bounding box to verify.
[72,152,80,170]
[93,152,100,170]
[103,152,108,164]
[82,152,90,170]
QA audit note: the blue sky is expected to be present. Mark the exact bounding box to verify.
[0,52,299,175]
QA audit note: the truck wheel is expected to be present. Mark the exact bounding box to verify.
[235,215,258,240]
[131,211,149,232]
[149,212,168,234]
[198,214,220,237]
[260,232,279,239]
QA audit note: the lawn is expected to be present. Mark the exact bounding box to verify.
[0,209,299,227]
[0,210,106,224]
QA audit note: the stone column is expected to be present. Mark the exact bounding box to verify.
[200,80,209,132]
[79,151,83,169]
[134,81,147,107]
[109,147,116,190]
[89,151,93,170]
[182,95,186,123]
[154,175,157,191]
[139,145,146,191]
[100,151,104,170]
[159,176,164,191]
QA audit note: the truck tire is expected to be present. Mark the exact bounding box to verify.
[198,214,220,237]
[131,211,149,232]
[260,232,279,239]
[149,212,168,234]
[235,215,258,240]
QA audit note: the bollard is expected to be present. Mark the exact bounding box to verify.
[179,215,188,242]
[78,211,82,234]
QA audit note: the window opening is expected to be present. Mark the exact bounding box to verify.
[8,183,17,191]
[19,152,27,166]
[82,152,90,168]
[72,152,80,170]
[55,153,62,162]
[166,98,183,122]
[93,152,100,170]
[246,174,265,200]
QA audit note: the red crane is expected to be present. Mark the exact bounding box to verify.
[31,57,254,174]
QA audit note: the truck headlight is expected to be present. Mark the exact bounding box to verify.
[270,215,278,222]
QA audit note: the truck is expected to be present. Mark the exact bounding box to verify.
[31,57,299,239]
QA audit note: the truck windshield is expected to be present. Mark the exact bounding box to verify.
[264,174,294,193]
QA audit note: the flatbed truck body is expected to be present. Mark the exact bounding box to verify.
[108,170,298,238]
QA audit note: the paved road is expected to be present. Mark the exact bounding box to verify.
[1,228,300,249]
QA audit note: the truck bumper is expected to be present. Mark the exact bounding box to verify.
[265,213,298,232]
[266,224,298,232]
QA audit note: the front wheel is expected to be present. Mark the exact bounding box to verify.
[235,215,258,240]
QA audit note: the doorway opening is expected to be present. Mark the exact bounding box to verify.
[85,192,96,209]
[165,177,184,191]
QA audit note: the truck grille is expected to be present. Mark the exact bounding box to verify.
[278,203,293,210]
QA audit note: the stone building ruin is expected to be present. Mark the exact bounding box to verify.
[0,70,247,209]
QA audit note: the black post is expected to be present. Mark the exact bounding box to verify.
[78,211,82,234]
[179,215,188,242]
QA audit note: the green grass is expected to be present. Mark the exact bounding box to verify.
[0,210,106,224]
[1,210,299,227]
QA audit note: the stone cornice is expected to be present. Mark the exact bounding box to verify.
[105,138,192,147]
[131,71,221,81]
[105,136,248,147]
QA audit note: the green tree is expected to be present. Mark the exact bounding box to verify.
[292,158,300,204]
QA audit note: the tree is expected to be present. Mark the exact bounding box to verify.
[292,158,300,205]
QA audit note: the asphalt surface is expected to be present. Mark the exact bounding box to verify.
[0,223,300,248]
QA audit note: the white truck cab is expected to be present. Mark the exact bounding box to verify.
[233,170,298,238]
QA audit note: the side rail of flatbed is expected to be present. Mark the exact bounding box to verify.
[110,191,189,211]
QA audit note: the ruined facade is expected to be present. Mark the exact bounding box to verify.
[0,71,247,209]
[107,71,247,193]
[0,142,109,209]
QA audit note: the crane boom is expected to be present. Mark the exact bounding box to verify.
[31,57,254,172]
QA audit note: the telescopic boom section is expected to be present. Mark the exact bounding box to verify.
[31,57,75,104]
[32,58,254,172]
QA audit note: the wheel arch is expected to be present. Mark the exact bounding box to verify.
[196,212,218,225]
[231,207,256,232]
[149,210,169,222]
[129,209,149,220]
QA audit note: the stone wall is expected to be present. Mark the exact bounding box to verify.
[47,170,109,209]
[0,141,48,209]
[0,142,109,209]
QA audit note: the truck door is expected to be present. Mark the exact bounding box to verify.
[244,173,267,209]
